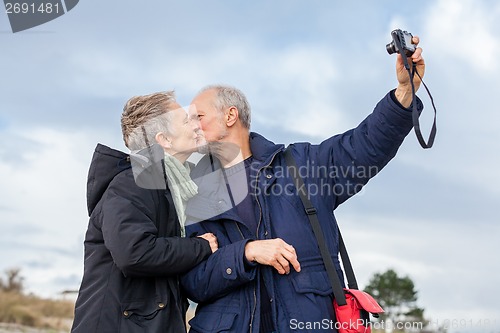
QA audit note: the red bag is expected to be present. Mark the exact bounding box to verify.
[333,289,384,333]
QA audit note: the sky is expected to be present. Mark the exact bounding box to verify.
[1,0,499,331]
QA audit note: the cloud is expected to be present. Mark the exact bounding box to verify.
[0,126,108,295]
[246,44,348,137]
[66,39,349,138]
[424,0,500,73]
[338,213,500,326]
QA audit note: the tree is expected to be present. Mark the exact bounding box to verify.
[364,269,425,330]
[0,267,25,293]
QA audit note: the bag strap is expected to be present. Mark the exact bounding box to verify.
[284,146,358,306]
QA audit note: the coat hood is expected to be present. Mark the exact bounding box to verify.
[86,144,130,216]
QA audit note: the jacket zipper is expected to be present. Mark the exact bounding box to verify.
[255,149,281,236]
[235,222,257,333]
[251,149,282,333]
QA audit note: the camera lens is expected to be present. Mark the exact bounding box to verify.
[386,42,397,55]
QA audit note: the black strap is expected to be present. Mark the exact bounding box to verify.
[395,38,437,149]
[284,147,358,306]
[338,232,358,290]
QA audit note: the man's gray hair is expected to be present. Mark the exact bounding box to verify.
[199,85,251,129]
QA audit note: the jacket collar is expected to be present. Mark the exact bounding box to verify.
[186,132,284,225]
[248,132,284,167]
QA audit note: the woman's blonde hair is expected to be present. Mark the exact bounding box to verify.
[121,91,176,150]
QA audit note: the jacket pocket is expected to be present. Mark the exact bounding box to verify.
[188,309,237,333]
[120,298,168,333]
[290,270,334,296]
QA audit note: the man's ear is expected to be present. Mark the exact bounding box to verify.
[225,106,239,127]
[155,132,172,149]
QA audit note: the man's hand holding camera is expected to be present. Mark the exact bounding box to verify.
[394,35,425,108]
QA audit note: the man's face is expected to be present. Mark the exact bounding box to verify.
[191,89,228,143]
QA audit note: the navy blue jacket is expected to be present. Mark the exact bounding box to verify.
[181,91,421,333]
[71,144,212,333]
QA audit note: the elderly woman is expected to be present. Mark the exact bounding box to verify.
[71,91,217,333]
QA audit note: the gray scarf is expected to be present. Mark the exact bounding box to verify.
[163,153,198,237]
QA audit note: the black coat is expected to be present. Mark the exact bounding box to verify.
[71,144,211,333]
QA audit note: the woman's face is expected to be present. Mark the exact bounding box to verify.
[163,103,204,162]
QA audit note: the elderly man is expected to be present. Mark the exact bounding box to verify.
[182,37,425,332]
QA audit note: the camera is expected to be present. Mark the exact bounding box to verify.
[386,29,416,56]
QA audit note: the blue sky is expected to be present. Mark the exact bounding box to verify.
[1,1,500,331]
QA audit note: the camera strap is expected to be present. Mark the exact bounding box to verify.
[396,40,437,149]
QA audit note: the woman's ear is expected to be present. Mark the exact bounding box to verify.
[155,132,172,149]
